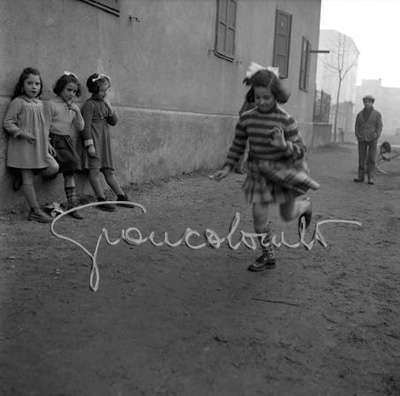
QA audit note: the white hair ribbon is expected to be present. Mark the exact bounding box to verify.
[266,66,280,78]
[245,62,280,79]
[92,73,110,83]
[245,62,266,79]
[63,71,78,78]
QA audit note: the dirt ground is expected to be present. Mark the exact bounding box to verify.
[1,142,400,396]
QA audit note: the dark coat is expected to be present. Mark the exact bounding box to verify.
[355,108,383,142]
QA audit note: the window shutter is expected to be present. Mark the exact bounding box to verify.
[299,37,311,91]
[215,0,237,60]
[273,10,292,78]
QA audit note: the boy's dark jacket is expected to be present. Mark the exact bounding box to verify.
[355,108,383,141]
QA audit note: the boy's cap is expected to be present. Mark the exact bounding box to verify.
[363,95,375,102]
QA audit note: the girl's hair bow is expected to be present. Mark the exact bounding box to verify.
[92,73,110,83]
[243,62,290,104]
[245,62,280,81]
[63,71,78,78]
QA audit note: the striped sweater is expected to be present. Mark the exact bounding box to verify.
[225,105,306,168]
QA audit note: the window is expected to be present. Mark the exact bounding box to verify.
[272,10,292,79]
[299,37,311,91]
[215,0,237,60]
[79,0,120,16]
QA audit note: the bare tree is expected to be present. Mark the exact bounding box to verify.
[321,32,359,142]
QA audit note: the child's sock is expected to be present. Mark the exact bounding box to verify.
[65,186,84,219]
[259,223,275,259]
[65,186,78,208]
[248,222,276,271]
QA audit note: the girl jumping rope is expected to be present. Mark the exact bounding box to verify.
[3,67,59,223]
[81,73,129,212]
[45,71,85,219]
[215,63,320,272]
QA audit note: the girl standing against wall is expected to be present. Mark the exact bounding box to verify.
[3,67,59,223]
[46,71,85,219]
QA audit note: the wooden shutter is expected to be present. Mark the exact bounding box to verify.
[273,10,292,78]
[299,37,311,90]
[215,0,237,60]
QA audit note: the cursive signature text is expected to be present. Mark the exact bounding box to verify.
[51,202,362,292]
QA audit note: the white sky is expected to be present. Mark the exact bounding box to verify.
[320,0,400,87]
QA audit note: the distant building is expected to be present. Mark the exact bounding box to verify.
[316,29,359,140]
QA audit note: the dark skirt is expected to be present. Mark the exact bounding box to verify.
[50,134,81,173]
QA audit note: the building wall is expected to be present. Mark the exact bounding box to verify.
[310,123,332,147]
[0,0,322,210]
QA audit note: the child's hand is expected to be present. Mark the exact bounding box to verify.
[104,101,114,114]
[48,144,56,157]
[87,145,96,157]
[214,166,231,181]
[20,132,36,144]
[270,127,287,148]
[67,102,80,113]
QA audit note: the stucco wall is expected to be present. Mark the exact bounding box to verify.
[0,0,322,210]
[310,123,332,148]
[297,122,331,149]
[0,101,237,209]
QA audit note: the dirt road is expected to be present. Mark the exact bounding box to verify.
[1,143,399,396]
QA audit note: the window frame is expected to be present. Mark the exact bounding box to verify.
[79,0,120,16]
[299,36,311,91]
[214,0,237,61]
[272,9,292,79]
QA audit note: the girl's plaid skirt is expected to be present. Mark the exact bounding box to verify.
[242,157,320,204]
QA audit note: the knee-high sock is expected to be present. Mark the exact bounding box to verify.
[65,186,78,207]
[258,222,275,257]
